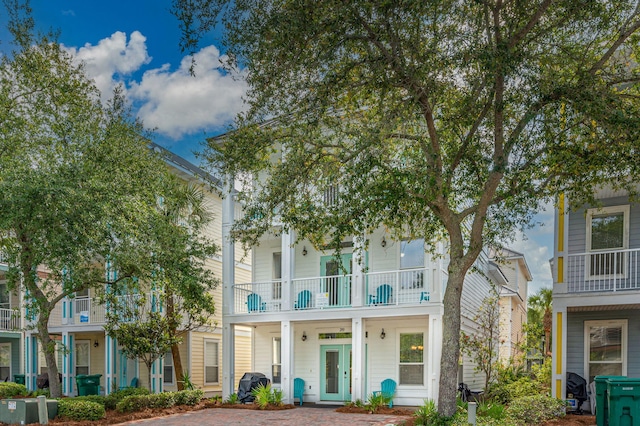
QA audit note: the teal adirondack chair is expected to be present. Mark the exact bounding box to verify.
[247,293,266,312]
[294,377,305,406]
[369,284,393,305]
[294,290,312,310]
[373,378,397,407]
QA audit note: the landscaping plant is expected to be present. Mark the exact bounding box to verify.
[0,383,28,399]
[57,399,106,421]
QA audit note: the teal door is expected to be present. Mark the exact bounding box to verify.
[320,254,352,307]
[320,345,352,401]
[118,350,137,388]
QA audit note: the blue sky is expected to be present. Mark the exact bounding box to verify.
[3,1,554,294]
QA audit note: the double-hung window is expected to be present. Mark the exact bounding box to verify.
[204,340,219,384]
[399,332,424,385]
[272,337,281,384]
[163,352,174,385]
[586,205,629,278]
[585,320,627,383]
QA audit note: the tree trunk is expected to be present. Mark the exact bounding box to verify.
[146,363,152,392]
[437,269,466,417]
[543,309,552,357]
[172,343,184,391]
[38,316,62,398]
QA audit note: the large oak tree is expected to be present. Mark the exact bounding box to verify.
[174,0,640,414]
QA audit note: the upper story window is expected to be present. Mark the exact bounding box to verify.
[401,239,425,289]
[273,252,282,300]
[323,185,339,206]
[0,282,10,309]
[586,205,629,277]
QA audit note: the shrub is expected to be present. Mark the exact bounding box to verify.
[30,389,50,398]
[490,377,542,404]
[506,395,566,425]
[251,383,272,409]
[366,392,387,413]
[477,401,506,420]
[147,392,176,409]
[413,399,452,426]
[0,382,28,398]
[105,387,150,410]
[116,394,150,413]
[224,392,239,404]
[174,389,205,406]
[57,399,106,421]
[72,395,106,406]
[270,387,284,406]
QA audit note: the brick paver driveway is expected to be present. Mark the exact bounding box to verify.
[120,405,411,426]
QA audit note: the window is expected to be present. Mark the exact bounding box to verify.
[585,320,627,383]
[75,288,89,298]
[163,352,174,385]
[399,333,424,385]
[401,239,425,289]
[323,185,339,206]
[0,282,9,309]
[272,337,281,384]
[586,206,629,277]
[75,341,90,376]
[204,340,219,384]
[273,252,282,300]
[0,343,10,381]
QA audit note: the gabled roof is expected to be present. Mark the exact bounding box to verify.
[150,142,223,190]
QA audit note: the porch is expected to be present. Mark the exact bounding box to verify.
[231,267,441,314]
[565,248,640,293]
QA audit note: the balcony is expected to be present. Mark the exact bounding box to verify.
[231,267,441,314]
[49,293,160,327]
[0,308,20,331]
[566,248,640,293]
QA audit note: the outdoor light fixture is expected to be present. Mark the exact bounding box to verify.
[301,331,307,341]
[381,237,387,247]
[93,340,99,348]
[380,328,386,339]
[302,246,308,256]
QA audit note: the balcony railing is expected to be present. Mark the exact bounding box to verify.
[231,267,440,314]
[48,293,160,327]
[566,248,640,293]
[0,308,20,331]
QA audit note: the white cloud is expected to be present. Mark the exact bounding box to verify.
[128,45,248,139]
[64,31,151,99]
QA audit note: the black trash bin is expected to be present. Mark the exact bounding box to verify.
[237,372,270,403]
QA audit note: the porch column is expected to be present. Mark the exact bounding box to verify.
[551,304,567,399]
[427,313,443,403]
[61,331,73,395]
[222,174,236,398]
[222,323,235,399]
[104,335,117,394]
[351,235,365,308]
[281,229,294,310]
[281,321,293,404]
[24,333,38,391]
[351,317,366,401]
[150,357,162,393]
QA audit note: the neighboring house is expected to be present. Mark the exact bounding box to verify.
[551,188,640,401]
[488,249,531,363]
[22,146,252,396]
[0,254,26,384]
[220,187,513,405]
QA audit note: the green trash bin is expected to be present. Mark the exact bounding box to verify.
[13,374,25,385]
[76,374,102,396]
[595,375,625,426]
[606,378,640,426]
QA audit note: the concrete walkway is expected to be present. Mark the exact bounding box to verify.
[120,405,412,426]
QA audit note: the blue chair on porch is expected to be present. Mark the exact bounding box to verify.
[369,284,393,305]
[373,378,397,407]
[294,377,305,406]
[247,293,266,312]
[294,290,312,310]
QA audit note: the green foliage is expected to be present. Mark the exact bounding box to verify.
[147,392,176,409]
[224,392,239,404]
[29,389,50,398]
[413,399,453,426]
[365,392,388,413]
[0,382,28,398]
[116,395,150,413]
[251,383,272,409]
[179,370,196,391]
[57,399,106,421]
[270,387,284,406]
[506,395,566,425]
[72,395,106,406]
[174,389,205,406]
[104,387,150,410]
[476,401,506,420]
[489,358,551,404]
